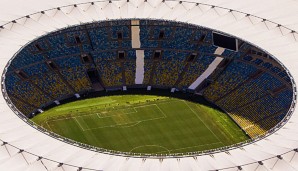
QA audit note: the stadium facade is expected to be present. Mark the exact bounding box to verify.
[0,0,298,170]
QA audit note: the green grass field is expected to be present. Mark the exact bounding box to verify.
[32,95,249,155]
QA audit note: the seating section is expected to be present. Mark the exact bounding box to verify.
[5,73,21,92]
[230,89,292,137]
[45,35,81,59]
[55,56,92,92]
[5,73,50,109]
[11,47,46,69]
[199,45,217,54]
[142,60,154,85]
[204,59,292,138]
[88,20,131,50]
[97,60,123,87]
[203,61,257,101]
[92,51,117,61]
[151,60,184,87]
[140,20,213,51]
[160,27,196,50]
[31,72,73,99]
[3,19,294,139]
[139,21,159,48]
[124,61,136,85]
[216,73,283,109]
[65,28,93,52]
[9,96,36,116]
[243,54,293,88]
[151,51,187,87]
[88,24,110,50]
[55,55,83,69]
[178,54,216,89]
[22,62,49,77]
[92,51,123,87]
[59,67,92,92]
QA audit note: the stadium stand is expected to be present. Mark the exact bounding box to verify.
[178,54,216,89]
[5,73,50,110]
[59,67,92,92]
[203,57,292,137]
[31,72,73,99]
[4,19,293,140]
[97,60,123,87]
[150,50,187,87]
[203,61,257,101]
[124,61,136,85]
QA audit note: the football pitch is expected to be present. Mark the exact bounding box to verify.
[31,95,249,155]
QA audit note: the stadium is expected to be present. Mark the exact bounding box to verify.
[0,0,298,171]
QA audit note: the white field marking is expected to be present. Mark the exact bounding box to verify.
[96,113,101,119]
[222,125,235,139]
[71,107,136,119]
[48,99,174,121]
[218,116,242,138]
[154,104,167,117]
[214,118,238,139]
[55,99,117,112]
[80,104,167,131]
[96,108,137,119]
[74,117,86,131]
[133,104,167,117]
[219,115,243,132]
[117,121,141,128]
[44,117,73,131]
[156,142,224,153]
[44,99,174,121]
[216,121,235,139]
[83,113,166,130]
[43,102,171,131]
[86,115,166,130]
[45,121,53,132]
[129,145,170,153]
[123,108,137,114]
[94,104,164,119]
[183,101,223,144]
[77,101,168,119]
[45,117,73,122]
[44,116,83,131]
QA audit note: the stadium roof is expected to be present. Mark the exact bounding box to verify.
[0,0,298,170]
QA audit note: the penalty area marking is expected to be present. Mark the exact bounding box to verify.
[96,108,138,118]
[75,104,167,131]
[132,104,167,118]
[129,145,171,153]
[117,121,141,128]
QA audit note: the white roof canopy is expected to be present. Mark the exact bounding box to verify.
[0,0,298,170]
